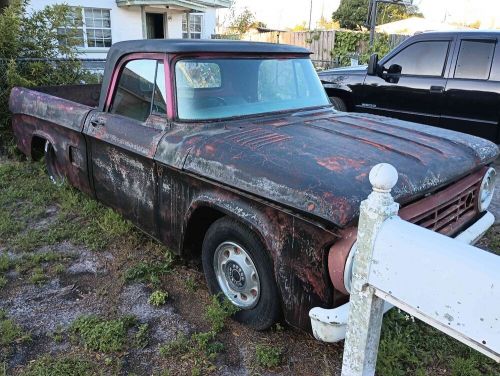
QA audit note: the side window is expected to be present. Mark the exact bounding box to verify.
[490,41,500,81]
[110,59,167,122]
[454,40,495,80]
[384,41,449,76]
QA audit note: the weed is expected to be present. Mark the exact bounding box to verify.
[70,315,136,353]
[205,295,239,333]
[134,323,149,349]
[23,355,95,376]
[0,276,6,290]
[0,311,30,346]
[0,254,10,272]
[149,290,168,306]
[29,267,47,285]
[185,275,197,292]
[125,257,173,287]
[54,263,65,274]
[159,333,191,357]
[51,326,64,343]
[255,344,282,368]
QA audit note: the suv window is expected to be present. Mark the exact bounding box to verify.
[454,40,495,80]
[111,59,167,122]
[384,41,449,76]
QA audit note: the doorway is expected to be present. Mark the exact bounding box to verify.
[146,13,165,39]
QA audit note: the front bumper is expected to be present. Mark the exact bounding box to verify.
[309,211,495,343]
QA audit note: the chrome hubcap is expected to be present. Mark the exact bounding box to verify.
[213,241,260,309]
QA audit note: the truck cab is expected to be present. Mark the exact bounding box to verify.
[320,31,500,143]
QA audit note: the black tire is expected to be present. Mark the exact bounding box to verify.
[201,217,281,330]
[44,141,65,185]
[329,96,347,112]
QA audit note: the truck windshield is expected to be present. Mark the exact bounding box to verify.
[175,58,329,120]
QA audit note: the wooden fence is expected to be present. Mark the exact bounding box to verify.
[240,30,408,69]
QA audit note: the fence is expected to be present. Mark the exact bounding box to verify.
[240,30,408,70]
[310,163,499,375]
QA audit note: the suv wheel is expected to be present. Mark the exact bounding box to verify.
[201,217,281,330]
[329,96,347,112]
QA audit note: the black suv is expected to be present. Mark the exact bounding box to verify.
[319,31,500,143]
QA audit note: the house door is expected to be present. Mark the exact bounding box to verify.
[146,13,165,39]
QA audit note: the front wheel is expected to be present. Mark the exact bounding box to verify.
[201,217,281,330]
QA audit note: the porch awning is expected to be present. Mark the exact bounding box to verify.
[116,0,231,11]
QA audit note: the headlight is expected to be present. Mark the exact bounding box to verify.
[478,167,496,212]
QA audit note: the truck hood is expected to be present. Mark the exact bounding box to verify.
[319,65,367,77]
[183,109,499,227]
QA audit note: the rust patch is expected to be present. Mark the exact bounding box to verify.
[316,156,365,172]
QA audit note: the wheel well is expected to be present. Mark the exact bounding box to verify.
[31,136,46,161]
[325,89,353,111]
[182,206,225,259]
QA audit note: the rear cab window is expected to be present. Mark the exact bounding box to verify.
[383,41,450,76]
[454,39,496,80]
[110,58,167,122]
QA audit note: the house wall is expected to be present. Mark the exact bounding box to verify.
[29,1,220,60]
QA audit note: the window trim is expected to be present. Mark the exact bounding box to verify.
[452,38,497,81]
[383,40,452,78]
[105,53,172,120]
[182,13,204,39]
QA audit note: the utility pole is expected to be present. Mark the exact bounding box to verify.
[368,0,413,47]
[369,0,377,47]
[308,0,313,30]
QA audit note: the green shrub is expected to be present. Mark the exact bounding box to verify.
[0,0,97,156]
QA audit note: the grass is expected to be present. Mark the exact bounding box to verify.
[0,310,30,350]
[205,294,239,333]
[22,355,96,376]
[255,344,282,368]
[377,309,500,376]
[124,255,173,287]
[70,315,137,353]
[0,160,135,253]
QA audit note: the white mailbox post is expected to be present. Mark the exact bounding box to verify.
[310,163,500,376]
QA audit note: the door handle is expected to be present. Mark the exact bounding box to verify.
[90,116,105,127]
[429,85,444,94]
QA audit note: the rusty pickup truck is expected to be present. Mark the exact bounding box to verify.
[9,40,499,335]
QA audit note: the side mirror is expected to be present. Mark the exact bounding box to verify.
[367,53,379,76]
[387,64,402,75]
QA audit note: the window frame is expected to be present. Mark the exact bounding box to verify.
[382,40,452,78]
[105,53,171,121]
[182,13,203,39]
[453,38,497,81]
[60,7,112,49]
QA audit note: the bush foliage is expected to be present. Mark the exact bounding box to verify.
[0,0,96,156]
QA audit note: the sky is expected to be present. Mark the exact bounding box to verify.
[218,0,500,30]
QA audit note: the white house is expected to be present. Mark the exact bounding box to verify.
[30,0,231,60]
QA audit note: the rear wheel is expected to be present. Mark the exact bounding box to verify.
[329,96,347,112]
[201,217,281,330]
[44,141,65,185]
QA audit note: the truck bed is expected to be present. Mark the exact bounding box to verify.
[34,84,101,107]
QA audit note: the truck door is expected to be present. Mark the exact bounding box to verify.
[84,55,168,236]
[441,38,499,142]
[361,39,451,126]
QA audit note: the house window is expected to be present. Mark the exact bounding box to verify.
[182,14,203,39]
[59,7,112,48]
